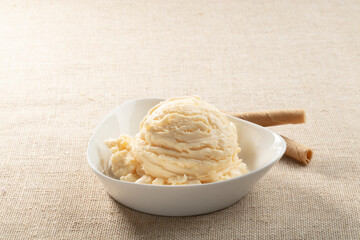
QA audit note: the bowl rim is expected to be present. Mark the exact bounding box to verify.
[87,97,286,188]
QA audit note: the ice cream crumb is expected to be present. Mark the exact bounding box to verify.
[168,175,188,185]
[152,178,166,185]
[135,175,153,184]
[120,173,138,182]
[187,180,201,185]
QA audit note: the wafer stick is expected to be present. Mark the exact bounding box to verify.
[281,136,313,165]
[232,109,306,127]
[229,110,313,165]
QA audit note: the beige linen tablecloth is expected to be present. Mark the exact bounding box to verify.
[1,0,359,239]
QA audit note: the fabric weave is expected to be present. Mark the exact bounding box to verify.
[1,0,359,239]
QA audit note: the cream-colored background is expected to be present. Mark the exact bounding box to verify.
[1,0,359,239]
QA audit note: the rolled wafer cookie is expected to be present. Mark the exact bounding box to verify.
[230,110,313,165]
[232,109,306,127]
[281,136,313,165]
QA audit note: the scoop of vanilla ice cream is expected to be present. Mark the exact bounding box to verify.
[105,96,248,185]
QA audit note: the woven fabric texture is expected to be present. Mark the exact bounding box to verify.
[1,0,359,239]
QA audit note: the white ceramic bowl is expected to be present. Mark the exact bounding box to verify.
[87,98,286,216]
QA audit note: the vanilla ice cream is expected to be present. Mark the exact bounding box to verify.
[105,96,248,185]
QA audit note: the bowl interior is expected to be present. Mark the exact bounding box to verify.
[88,98,285,177]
